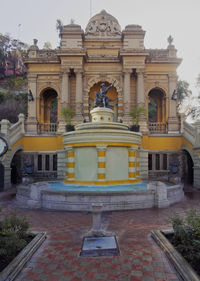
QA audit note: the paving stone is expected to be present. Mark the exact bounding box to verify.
[2,189,199,281]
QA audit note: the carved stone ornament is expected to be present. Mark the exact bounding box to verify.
[85,10,121,37]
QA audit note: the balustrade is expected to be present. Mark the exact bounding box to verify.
[148,122,167,134]
[38,123,57,134]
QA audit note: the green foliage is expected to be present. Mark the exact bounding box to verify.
[129,106,145,125]
[61,107,75,125]
[0,91,28,123]
[6,76,27,90]
[170,210,200,275]
[0,211,32,270]
[177,80,192,105]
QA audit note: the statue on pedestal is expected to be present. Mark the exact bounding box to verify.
[94,81,116,109]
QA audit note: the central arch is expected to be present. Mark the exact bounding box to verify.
[88,82,118,121]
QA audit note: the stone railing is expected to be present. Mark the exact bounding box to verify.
[182,121,196,145]
[148,122,167,134]
[37,123,57,134]
[0,113,25,146]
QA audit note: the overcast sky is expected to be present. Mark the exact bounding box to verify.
[1,0,200,96]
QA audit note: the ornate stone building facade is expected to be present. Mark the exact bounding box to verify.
[1,10,198,189]
[25,10,181,133]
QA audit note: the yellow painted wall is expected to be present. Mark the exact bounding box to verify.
[142,135,193,152]
[11,134,193,155]
[11,136,63,152]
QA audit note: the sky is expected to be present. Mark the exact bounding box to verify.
[1,0,200,96]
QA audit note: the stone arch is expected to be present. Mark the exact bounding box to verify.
[147,87,167,123]
[1,144,24,189]
[181,145,194,185]
[87,76,121,94]
[0,162,4,191]
[38,87,59,124]
[10,145,23,184]
[88,81,119,121]
[38,84,61,98]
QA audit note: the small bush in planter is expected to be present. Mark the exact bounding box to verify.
[170,210,200,275]
[0,211,33,271]
[129,107,145,132]
[61,107,75,131]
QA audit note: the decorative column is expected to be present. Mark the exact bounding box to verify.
[168,73,179,133]
[128,147,136,180]
[27,74,37,132]
[136,69,148,132]
[83,91,90,122]
[117,91,123,122]
[135,150,141,179]
[58,70,69,133]
[96,145,107,182]
[136,69,145,107]
[61,70,69,108]
[65,147,75,181]
[123,70,131,122]
[75,69,83,123]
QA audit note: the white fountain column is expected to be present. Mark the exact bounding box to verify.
[128,146,137,180]
[135,149,141,179]
[65,146,75,181]
[96,145,107,182]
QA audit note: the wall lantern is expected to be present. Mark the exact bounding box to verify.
[28,90,34,102]
[171,89,178,101]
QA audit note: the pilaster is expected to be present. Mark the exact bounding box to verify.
[128,147,136,180]
[96,145,107,182]
[27,74,38,132]
[168,73,179,133]
[136,69,148,132]
[123,70,131,123]
[75,69,83,123]
[65,147,75,181]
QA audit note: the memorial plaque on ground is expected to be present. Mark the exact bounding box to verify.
[80,236,119,257]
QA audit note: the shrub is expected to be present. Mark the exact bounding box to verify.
[0,211,32,271]
[170,210,200,275]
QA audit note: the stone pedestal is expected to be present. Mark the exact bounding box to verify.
[90,107,114,122]
[26,117,38,133]
[168,117,179,133]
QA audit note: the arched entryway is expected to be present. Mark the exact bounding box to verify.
[88,82,118,121]
[0,163,4,191]
[148,88,167,133]
[10,150,22,184]
[39,88,58,132]
[183,150,194,185]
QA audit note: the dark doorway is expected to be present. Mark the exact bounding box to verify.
[185,151,194,184]
[0,163,4,191]
[10,151,22,184]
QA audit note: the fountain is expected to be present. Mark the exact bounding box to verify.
[16,83,184,211]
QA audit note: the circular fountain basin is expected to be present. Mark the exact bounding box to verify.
[16,181,184,211]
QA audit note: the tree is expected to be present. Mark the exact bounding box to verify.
[177,77,200,120]
[43,41,52,50]
[0,91,28,123]
[0,33,28,78]
[177,80,192,111]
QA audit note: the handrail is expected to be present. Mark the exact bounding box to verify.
[148,122,167,134]
[38,123,57,134]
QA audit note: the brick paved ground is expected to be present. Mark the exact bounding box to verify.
[1,187,200,281]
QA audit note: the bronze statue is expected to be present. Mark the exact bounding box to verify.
[94,80,116,108]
